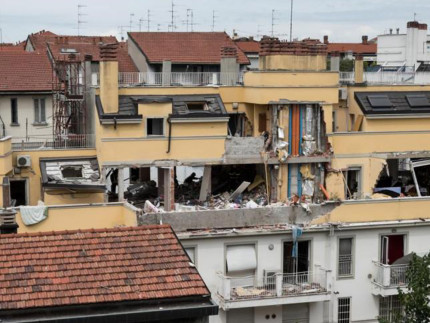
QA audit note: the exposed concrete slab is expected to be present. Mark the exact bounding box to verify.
[138,202,338,232]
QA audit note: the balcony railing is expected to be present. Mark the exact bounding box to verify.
[93,72,244,87]
[372,261,409,289]
[339,71,430,85]
[12,134,95,151]
[217,269,329,303]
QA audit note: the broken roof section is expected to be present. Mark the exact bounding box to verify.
[355,91,430,115]
[122,94,228,117]
[40,157,105,191]
[128,32,249,65]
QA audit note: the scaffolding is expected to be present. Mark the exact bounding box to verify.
[52,53,87,138]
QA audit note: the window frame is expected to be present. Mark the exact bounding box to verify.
[337,236,355,279]
[343,166,362,200]
[33,98,47,124]
[10,98,18,125]
[379,295,402,322]
[183,245,197,266]
[338,297,351,323]
[145,117,165,137]
[281,237,313,275]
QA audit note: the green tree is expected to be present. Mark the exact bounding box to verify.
[340,59,354,72]
[398,252,430,322]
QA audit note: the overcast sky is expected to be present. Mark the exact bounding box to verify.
[1,0,430,44]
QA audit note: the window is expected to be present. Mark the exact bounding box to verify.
[11,98,18,125]
[343,167,361,199]
[379,295,402,322]
[184,247,196,264]
[34,98,46,123]
[147,118,164,136]
[61,166,83,178]
[338,238,353,277]
[338,297,351,323]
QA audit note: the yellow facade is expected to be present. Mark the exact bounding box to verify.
[259,54,327,71]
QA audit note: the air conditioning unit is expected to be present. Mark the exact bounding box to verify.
[16,155,31,168]
[339,88,348,101]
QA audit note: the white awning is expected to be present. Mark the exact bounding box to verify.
[226,245,257,273]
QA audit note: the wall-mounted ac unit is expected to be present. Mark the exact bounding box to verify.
[339,88,348,101]
[16,155,31,168]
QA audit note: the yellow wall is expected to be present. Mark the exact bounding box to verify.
[312,198,430,224]
[243,71,338,88]
[259,55,327,71]
[15,202,138,233]
[99,61,119,113]
[11,149,97,205]
[43,192,105,205]
[0,136,12,176]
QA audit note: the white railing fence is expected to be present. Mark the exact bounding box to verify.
[339,71,430,85]
[373,261,409,288]
[93,72,244,86]
[12,134,95,151]
[217,269,328,301]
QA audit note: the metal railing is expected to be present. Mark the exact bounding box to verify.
[339,72,355,84]
[373,261,409,288]
[338,255,353,277]
[12,134,95,151]
[217,270,328,301]
[93,72,244,87]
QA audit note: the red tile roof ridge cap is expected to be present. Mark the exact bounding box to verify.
[0,224,172,238]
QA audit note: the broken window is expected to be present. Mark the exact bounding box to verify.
[283,240,310,274]
[61,166,83,178]
[228,113,246,136]
[343,167,361,199]
[186,102,208,111]
[10,179,27,206]
[338,238,353,277]
[147,118,164,136]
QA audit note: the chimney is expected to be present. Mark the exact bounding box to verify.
[220,46,239,85]
[99,43,119,113]
[396,28,400,34]
[354,54,364,84]
[389,28,393,35]
[0,177,18,234]
[323,35,329,44]
[362,35,368,45]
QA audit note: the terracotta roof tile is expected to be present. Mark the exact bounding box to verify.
[129,32,249,64]
[0,51,52,92]
[117,42,138,72]
[0,225,209,311]
[235,40,260,53]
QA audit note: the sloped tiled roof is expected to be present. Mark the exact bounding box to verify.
[0,51,52,92]
[118,42,138,72]
[327,42,376,55]
[0,225,209,311]
[235,40,260,53]
[129,32,249,64]
[47,35,118,62]
[26,30,58,52]
[0,43,25,52]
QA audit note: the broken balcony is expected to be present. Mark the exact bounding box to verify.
[371,261,409,296]
[216,268,330,310]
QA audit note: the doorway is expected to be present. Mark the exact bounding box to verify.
[381,235,405,265]
[283,240,310,273]
[10,179,28,206]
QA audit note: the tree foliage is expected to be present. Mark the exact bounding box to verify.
[398,252,430,323]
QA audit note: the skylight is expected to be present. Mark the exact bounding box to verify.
[406,94,430,108]
[368,95,392,108]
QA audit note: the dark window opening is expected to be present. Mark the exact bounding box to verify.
[147,118,164,136]
[343,168,361,199]
[283,240,310,274]
[10,180,27,206]
[11,98,18,124]
[61,166,83,178]
[381,235,404,265]
[187,102,207,111]
[34,98,46,123]
[228,113,246,136]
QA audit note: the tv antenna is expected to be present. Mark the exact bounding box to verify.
[168,0,177,31]
[271,9,277,37]
[138,18,144,32]
[146,10,151,31]
[118,25,127,41]
[290,0,294,41]
[185,9,192,32]
[129,13,135,32]
[77,4,87,36]
[211,10,217,32]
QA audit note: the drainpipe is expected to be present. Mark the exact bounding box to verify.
[166,117,172,153]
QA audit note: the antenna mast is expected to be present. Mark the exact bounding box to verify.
[147,10,151,31]
[271,9,276,37]
[169,1,176,31]
[290,0,294,41]
[212,10,217,32]
[129,13,135,32]
[77,4,87,36]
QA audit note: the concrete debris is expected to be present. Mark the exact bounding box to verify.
[302,180,315,197]
[45,160,101,185]
[229,181,251,201]
[143,200,163,213]
[276,141,289,162]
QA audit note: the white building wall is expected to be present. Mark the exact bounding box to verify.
[181,222,430,323]
[0,95,53,139]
